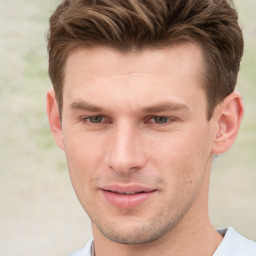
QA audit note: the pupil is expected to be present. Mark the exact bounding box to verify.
[155,117,167,124]
[90,116,102,123]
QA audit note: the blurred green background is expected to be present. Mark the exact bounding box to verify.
[0,0,255,255]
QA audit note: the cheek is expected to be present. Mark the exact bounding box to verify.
[64,129,105,164]
[149,131,202,163]
[152,137,208,211]
[63,132,106,192]
[148,130,210,182]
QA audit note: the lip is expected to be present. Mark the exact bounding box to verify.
[100,184,157,209]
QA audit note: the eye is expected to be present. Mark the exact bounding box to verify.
[81,115,106,124]
[87,116,104,123]
[78,115,111,129]
[152,116,170,124]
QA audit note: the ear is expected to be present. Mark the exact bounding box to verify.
[46,89,64,150]
[212,91,244,154]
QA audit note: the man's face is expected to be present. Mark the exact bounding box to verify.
[60,43,217,244]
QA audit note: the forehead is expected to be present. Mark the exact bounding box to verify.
[63,43,206,113]
[64,42,204,80]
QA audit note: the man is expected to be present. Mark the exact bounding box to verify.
[46,0,256,255]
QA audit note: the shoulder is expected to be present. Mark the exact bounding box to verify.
[67,238,94,256]
[214,227,256,256]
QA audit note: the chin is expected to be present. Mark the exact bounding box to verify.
[93,215,178,245]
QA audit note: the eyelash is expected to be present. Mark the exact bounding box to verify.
[79,115,176,126]
[80,115,109,124]
[147,116,174,125]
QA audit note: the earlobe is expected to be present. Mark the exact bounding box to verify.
[212,91,244,154]
[46,89,64,150]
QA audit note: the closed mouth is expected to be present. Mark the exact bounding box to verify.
[103,190,153,195]
[100,185,157,208]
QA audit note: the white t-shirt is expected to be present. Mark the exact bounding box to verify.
[68,227,256,256]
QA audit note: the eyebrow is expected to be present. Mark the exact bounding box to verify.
[70,101,104,112]
[70,100,190,113]
[142,102,190,113]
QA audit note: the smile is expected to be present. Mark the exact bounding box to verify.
[100,185,157,209]
[107,190,147,195]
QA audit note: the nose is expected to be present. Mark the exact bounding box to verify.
[104,121,147,174]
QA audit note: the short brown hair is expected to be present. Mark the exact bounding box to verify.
[47,0,243,119]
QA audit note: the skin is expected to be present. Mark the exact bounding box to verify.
[47,43,244,256]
